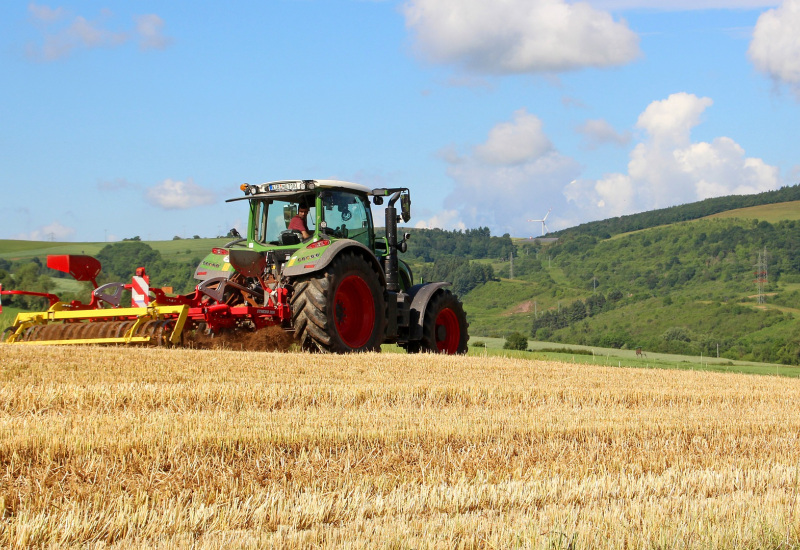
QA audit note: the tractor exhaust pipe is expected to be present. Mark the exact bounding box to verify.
[385,191,401,292]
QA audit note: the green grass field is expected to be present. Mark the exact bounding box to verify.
[462,336,800,377]
[0,306,24,333]
[706,200,800,223]
[0,238,230,262]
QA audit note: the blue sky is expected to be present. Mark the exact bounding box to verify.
[1,0,798,242]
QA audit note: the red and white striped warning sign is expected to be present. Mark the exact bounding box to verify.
[131,276,150,308]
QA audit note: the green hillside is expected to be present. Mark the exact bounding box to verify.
[553,184,800,239]
[463,211,800,365]
[705,200,800,223]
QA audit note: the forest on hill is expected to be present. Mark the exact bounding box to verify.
[553,184,800,239]
[0,242,202,308]
[460,215,800,365]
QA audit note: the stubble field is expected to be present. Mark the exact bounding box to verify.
[1,346,800,549]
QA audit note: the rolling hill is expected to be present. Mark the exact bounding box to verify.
[461,185,800,365]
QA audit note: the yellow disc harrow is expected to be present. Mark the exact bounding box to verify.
[4,305,189,346]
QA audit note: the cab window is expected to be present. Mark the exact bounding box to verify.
[252,199,315,244]
[320,191,373,247]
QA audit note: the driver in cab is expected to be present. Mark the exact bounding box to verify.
[289,204,312,240]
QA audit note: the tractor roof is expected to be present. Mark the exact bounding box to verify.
[227,179,373,202]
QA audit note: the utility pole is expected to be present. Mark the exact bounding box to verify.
[509,251,514,280]
[754,247,768,305]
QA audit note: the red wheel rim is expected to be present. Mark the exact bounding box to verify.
[435,307,460,354]
[334,275,375,349]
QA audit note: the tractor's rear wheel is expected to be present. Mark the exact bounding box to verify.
[291,251,386,353]
[410,290,468,355]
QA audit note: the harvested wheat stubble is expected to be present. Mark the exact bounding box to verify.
[1,346,800,549]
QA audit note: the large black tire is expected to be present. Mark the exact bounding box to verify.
[409,289,468,355]
[291,251,386,353]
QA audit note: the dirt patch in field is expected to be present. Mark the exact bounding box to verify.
[186,325,295,352]
[501,300,533,316]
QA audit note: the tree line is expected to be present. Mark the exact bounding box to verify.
[0,243,200,310]
[419,257,495,297]
[553,184,800,240]
[403,227,514,263]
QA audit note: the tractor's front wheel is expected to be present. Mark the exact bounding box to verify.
[291,251,386,353]
[411,290,468,355]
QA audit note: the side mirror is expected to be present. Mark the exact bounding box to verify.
[400,193,411,223]
[373,196,384,206]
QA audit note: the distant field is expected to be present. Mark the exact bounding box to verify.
[467,337,799,377]
[2,346,799,548]
[0,307,24,332]
[705,200,800,223]
[0,238,229,262]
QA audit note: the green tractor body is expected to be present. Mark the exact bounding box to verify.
[194,179,468,353]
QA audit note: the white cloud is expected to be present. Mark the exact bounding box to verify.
[475,109,553,165]
[675,137,780,198]
[576,119,632,149]
[26,5,172,61]
[28,3,65,23]
[145,179,216,210]
[414,209,467,230]
[635,92,713,146]
[587,0,779,9]
[403,0,640,74]
[13,220,76,241]
[567,93,781,218]
[748,0,800,95]
[135,14,173,51]
[33,14,127,60]
[439,110,580,235]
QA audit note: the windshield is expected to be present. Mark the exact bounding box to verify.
[320,191,373,247]
[252,198,316,244]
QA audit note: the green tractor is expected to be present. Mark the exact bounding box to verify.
[194,179,468,353]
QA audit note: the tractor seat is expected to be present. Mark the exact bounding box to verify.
[279,230,302,246]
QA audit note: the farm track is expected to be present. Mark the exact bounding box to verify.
[2,346,800,548]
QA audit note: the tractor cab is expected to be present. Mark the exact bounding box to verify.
[250,193,317,247]
[229,180,377,250]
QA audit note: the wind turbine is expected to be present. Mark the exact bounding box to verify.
[528,208,551,236]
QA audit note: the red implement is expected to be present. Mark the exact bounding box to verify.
[47,255,102,288]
